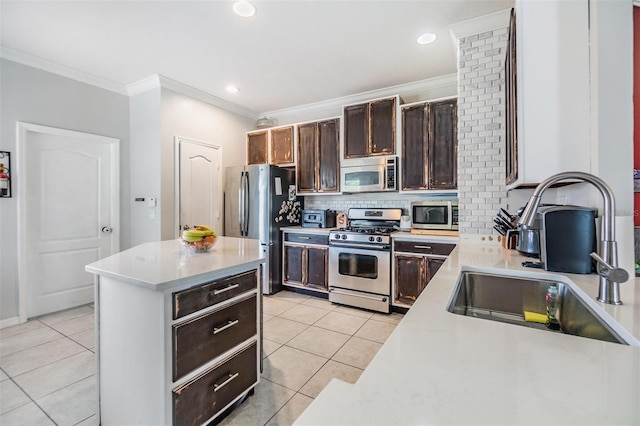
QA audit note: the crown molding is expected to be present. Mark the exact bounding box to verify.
[448,8,512,44]
[1,46,257,119]
[260,73,458,123]
[127,74,258,120]
[0,46,129,95]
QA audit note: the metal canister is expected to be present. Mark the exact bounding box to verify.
[337,212,347,229]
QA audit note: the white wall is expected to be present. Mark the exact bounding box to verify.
[129,89,162,247]
[159,88,254,240]
[0,59,130,322]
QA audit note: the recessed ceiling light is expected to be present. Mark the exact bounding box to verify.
[417,32,437,45]
[233,1,256,18]
[226,85,240,94]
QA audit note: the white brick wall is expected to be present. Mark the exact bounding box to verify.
[457,28,509,234]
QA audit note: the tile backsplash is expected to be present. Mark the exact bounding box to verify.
[303,192,456,217]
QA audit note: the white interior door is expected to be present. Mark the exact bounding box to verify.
[18,122,119,319]
[176,137,221,236]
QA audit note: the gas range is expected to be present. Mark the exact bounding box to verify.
[329,208,402,248]
[327,208,402,313]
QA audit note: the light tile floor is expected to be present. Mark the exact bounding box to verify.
[0,292,403,426]
[219,291,404,426]
[0,305,97,426]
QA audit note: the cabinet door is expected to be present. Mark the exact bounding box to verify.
[394,254,427,305]
[428,99,457,189]
[271,126,294,165]
[247,131,268,165]
[370,98,396,156]
[296,123,318,193]
[283,244,304,285]
[505,8,518,185]
[344,104,369,158]
[317,118,340,192]
[306,246,328,290]
[401,104,429,190]
[426,257,445,283]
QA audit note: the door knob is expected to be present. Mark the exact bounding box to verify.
[101,227,112,233]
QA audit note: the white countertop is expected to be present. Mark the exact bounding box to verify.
[85,237,265,291]
[282,227,461,245]
[392,230,459,244]
[295,242,640,425]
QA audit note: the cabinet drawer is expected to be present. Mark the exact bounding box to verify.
[173,270,257,320]
[394,240,456,256]
[173,295,257,380]
[285,233,329,245]
[173,342,257,426]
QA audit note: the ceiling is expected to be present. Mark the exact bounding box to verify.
[0,0,513,115]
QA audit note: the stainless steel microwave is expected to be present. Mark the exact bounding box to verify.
[411,200,459,230]
[341,157,396,193]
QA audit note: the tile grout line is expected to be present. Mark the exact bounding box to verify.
[2,375,59,426]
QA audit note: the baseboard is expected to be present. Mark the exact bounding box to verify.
[0,316,21,329]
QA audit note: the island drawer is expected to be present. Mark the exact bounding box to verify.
[285,233,329,245]
[173,341,257,426]
[173,294,257,381]
[394,241,456,256]
[173,269,257,319]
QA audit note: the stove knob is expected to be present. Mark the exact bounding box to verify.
[376,236,383,243]
[341,234,347,240]
[369,236,375,242]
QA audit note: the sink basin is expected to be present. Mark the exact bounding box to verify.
[447,270,630,345]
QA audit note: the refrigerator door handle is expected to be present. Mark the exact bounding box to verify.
[239,171,246,236]
[240,171,250,236]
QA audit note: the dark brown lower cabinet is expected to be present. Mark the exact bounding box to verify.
[170,269,260,425]
[283,232,329,292]
[393,240,454,307]
[173,342,257,426]
[173,295,257,380]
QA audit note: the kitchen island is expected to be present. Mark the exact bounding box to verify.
[85,237,265,426]
[295,240,640,425]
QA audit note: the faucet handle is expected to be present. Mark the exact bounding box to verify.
[590,252,629,283]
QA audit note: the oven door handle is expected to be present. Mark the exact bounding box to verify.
[329,241,390,250]
[329,288,388,303]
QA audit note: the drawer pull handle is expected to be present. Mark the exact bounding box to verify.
[298,236,311,240]
[213,319,239,335]
[212,283,240,295]
[213,372,239,392]
[414,245,432,249]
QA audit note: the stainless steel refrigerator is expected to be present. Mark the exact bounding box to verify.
[224,165,302,294]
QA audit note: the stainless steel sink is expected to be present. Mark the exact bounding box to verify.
[447,271,630,345]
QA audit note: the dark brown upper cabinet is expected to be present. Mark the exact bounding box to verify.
[247,130,268,165]
[270,126,294,165]
[246,125,295,166]
[343,96,398,159]
[505,8,518,186]
[296,118,340,194]
[429,99,457,190]
[401,98,457,191]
